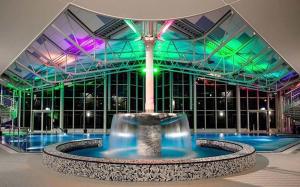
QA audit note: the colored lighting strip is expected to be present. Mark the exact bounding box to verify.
[157,20,174,40]
[124,20,141,41]
[124,20,138,33]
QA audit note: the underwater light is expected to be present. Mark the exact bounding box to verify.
[219,133,224,138]
[165,131,189,138]
[111,132,134,138]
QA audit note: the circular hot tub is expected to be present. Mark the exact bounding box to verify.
[43,138,256,181]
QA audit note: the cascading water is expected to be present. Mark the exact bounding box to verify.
[105,113,192,159]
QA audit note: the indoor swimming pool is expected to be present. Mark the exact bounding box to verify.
[2,133,299,153]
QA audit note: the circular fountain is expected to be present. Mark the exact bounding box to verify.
[43,112,256,181]
[42,26,255,181]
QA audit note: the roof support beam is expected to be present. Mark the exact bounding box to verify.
[26,48,72,77]
[15,61,57,85]
[194,24,248,65]
[51,24,97,64]
[170,10,234,41]
[231,47,271,76]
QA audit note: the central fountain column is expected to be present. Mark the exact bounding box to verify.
[144,36,155,113]
[137,31,161,157]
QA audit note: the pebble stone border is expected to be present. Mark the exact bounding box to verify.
[43,139,256,182]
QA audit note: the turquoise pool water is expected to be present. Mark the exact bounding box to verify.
[2,133,299,152]
[69,145,232,159]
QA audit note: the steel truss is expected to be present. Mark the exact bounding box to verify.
[2,8,296,94]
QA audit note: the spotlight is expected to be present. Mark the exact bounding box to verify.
[219,111,224,117]
[86,111,91,117]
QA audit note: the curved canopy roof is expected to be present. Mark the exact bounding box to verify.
[0,1,299,92]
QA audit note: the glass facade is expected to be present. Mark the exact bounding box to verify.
[18,71,276,132]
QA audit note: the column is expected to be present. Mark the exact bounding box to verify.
[144,36,155,113]
[276,91,284,132]
[51,88,54,131]
[59,83,64,129]
[22,92,25,127]
[266,93,270,133]
[169,72,173,112]
[12,90,15,130]
[155,74,158,112]
[135,73,138,112]
[127,72,131,112]
[94,78,96,130]
[0,85,3,105]
[215,82,217,129]
[18,91,21,129]
[236,86,241,133]
[41,89,44,132]
[30,89,33,131]
[257,89,260,132]
[247,89,250,132]
[162,72,165,112]
[193,76,197,133]
[103,75,107,133]
[204,82,207,129]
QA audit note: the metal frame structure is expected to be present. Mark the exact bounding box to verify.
[0,6,297,93]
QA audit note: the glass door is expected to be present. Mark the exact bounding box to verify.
[33,112,42,131]
[33,111,52,132]
[43,112,51,132]
[249,112,257,131]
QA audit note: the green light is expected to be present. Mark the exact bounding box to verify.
[142,67,159,74]
[7,83,14,89]
[54,85,60,90]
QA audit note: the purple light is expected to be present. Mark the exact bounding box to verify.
[281,72,298,82]
[65,35,104,54]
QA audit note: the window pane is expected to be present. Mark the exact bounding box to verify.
[96,111,103,129]
[206,111,215,128]
[197,111,205,129]
[227,97,236,110]
[217,111,226,128]
[206,98,215,110]
[64,111,73,129]
[228,112,236,128]
[74,111,83,129]
[259,112,267,130]
[217,98,225,110]
[248,98,257,110]
[241,111,247,129]
[85,111,94,129]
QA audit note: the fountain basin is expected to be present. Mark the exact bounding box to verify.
[43,139,256,181]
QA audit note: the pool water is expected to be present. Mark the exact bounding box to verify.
[69,146,231,159]
[2,133,299,152]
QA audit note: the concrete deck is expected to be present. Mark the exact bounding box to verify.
[0,144,299,187]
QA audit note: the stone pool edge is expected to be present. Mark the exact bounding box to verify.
[42,139,256,181]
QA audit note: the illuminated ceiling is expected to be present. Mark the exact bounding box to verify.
[1,5,298,91]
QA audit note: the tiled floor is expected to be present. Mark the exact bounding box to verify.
[0,144,299,187]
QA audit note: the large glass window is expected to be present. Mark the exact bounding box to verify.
[18,70,276,132]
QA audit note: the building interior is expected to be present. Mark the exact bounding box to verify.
[0,1,300,187]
